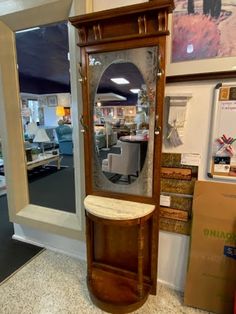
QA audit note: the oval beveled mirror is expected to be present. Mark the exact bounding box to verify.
[88,46,158,197]
[94,61,150,185]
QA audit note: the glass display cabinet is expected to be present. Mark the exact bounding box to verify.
[70,1,174,312]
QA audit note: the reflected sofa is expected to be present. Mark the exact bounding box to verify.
[55,124,73,155]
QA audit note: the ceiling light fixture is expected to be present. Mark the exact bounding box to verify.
[130,89,140,94]
[16,27,40,34]
[110,78,130,85]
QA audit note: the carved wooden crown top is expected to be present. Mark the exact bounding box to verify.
[69,0,174,46]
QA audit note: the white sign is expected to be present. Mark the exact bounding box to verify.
[214,164,230,173]
[181,153,201,166]
[221,101,236,111]
[160,195,171,207]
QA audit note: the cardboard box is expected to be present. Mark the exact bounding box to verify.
[184,181,236,314]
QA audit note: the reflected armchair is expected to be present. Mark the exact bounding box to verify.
[102,141,140,182]
[55,123,73,155]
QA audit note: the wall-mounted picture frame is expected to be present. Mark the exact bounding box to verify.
[207,82,236,181]
[47,95,58,107]
[166,1,236,82]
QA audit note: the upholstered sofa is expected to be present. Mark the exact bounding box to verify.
[55,124,73,155]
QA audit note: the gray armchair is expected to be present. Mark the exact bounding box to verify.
[102,141,140,182]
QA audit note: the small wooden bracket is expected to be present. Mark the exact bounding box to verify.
[93,24,102,40]
[138,15,147,34]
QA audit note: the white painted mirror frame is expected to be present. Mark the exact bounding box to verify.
[0,0,92,240]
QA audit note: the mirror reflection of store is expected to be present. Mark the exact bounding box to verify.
[15,22,76,214]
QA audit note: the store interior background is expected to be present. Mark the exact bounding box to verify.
[0,0,235,293]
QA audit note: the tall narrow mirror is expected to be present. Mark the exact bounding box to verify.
[89,47,158,197]
[15,22,76,213]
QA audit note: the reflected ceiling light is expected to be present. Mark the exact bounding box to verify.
[187,44,194,54]
[110,78,130,84]
[16,27,40,34]
[97,102,102,107]
[130,89,140,94]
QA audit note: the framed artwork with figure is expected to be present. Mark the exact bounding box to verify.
[166,0,236,82]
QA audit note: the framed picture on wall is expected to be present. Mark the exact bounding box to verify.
[166,0,236,81]
[47,95,58,107]
[207,82,236,180]
[117,107,123,117]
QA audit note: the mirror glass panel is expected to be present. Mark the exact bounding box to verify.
[94,62,148,185]
[15,22,76,213]
[89,46,158,197]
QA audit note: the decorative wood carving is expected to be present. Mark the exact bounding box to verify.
[70,1,174,46]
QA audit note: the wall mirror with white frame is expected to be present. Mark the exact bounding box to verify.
[0,0,87,240]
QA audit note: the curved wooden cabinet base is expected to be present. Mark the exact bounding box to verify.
[87,269,150,313]
[84,195,156,313]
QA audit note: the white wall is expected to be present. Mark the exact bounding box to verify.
[14,223,86,260]
[165,79,236,183]
[93,0,145,11]
[43,106,58,127]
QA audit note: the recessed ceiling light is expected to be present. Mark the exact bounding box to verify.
[16,27,40,34]
[110,78,130,85]
[130,89,140,94]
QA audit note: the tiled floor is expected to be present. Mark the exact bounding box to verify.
[0,250,212,314]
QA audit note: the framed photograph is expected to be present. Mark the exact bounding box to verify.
[166,1,236,82]
[117,107,123,117]
[47,95,58,107]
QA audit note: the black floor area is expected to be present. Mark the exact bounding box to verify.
[28,154,75,213]
[0,195,43,283]
[0,154,75,283]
